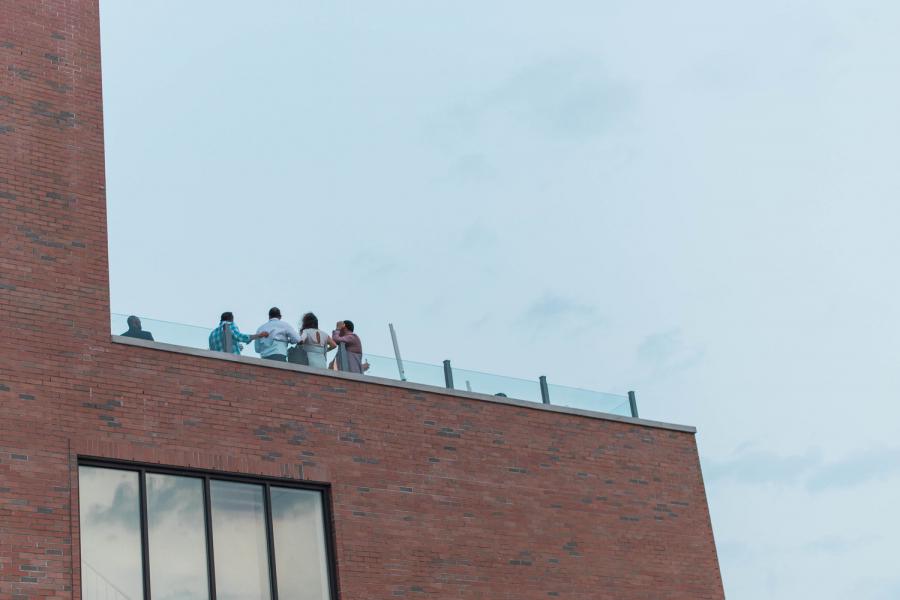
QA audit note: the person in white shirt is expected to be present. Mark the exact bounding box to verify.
[298,312,336,368]
[255,307,301,362]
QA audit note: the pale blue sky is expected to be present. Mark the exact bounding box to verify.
[100,2,900,597]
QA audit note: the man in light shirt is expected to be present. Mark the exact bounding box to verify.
[255,307,301,362]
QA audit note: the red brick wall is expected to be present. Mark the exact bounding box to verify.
[0,2,724,599]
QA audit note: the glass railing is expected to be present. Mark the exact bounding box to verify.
[452,365,544,404]
[111,313,633,417]
[373,356,447,389]
[546,382,632,415]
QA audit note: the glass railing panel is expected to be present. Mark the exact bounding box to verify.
[546,383,631,417]
[112,313,211,350]
[359,353,403,381]
[451,367,543,404]
[394,357,447,388]
[357,353,446,388]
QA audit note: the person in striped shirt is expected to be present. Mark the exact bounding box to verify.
[208,311,267,355]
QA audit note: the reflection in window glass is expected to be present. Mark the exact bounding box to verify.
[210,480,272,600]
[78,466,144,600]
[271,487,332,600]
[146,474,210,600]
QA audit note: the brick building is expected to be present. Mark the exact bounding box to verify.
[0,1,724,598]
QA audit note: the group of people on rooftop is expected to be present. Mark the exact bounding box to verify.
[121,308,367,374]
[210,307,366,373]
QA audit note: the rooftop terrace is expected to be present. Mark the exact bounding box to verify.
[111,313,690,432]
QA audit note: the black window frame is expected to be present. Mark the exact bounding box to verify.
[77,456,339,600]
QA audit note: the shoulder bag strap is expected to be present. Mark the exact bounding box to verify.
[223,323,233,353]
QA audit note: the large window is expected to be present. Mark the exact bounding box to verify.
[78,461,334,600]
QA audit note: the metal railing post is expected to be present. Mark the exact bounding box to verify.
[442,360,454,389]
[539,376,550,404]
[628,390,639,418]
[389,323,407,381]
[339,342,349,372]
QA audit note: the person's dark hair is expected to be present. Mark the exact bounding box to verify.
[220,311,234,322]
[301,312,318,330]
[343,319,354,332]
[127,315,140,329]
[269,306,281,319]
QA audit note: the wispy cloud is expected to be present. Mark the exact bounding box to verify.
[802,534,881,555]
[349,251,402,280]
[636,329,705,378]
[704,448,821,485]
[458,223,498,251]
[866,577,900,600]
[436,55,635,143]
[469,312,492,330]
[805,447,900,493]
[520,293,596,326]
[443,153,496,184]
[705,445,900,493]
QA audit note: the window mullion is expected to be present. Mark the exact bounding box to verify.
[323,488,339,600]
[264,483,279,600]
[138,469,152,600]
[204,476,218,600]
